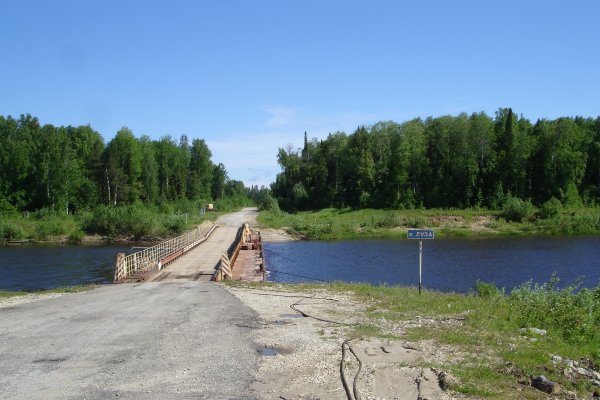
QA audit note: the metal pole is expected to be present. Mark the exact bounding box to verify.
[419,239,422,294]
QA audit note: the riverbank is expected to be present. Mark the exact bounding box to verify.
[3,278,598,398]
[226,280,600,400]
[0,207,228,246]
[258,207,600,239]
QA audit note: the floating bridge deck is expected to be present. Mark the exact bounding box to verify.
[150,226,239,282]
[114,216,265,284]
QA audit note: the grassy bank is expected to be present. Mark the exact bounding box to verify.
[346,279,600,398]
[257,207,600,239]
[0,198,251,244]
[230,278,600,399]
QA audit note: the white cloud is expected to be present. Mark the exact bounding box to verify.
[263,106,296,127]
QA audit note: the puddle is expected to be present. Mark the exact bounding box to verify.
[258,347,279,356]
[280,313,304,319]
[272,320,289,325]
[257,346,292,356]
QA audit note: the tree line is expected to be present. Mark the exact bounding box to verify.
[0,114,247,214]
[272,108,600,211]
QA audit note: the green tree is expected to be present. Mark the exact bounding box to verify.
[103,127,142,205]
[154,136,180,201]
[342,126,375,208]
[139,135,159,204]
[188,138,213,200]
[468,112,496,206]
[211,163,227,200]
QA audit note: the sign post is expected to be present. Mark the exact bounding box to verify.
[407,229,435,294]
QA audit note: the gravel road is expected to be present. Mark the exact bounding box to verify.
[0,209,263,400]
[0,282,260,400]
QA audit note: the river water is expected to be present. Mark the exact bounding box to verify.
[0,245,132,291]
[264,236,600,293]
[2,237,599,293]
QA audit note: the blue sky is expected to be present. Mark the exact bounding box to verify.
[2,1,599,187]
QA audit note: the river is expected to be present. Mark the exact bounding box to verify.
[264,236,600,293]
[2,237,599,293]
[0,244,132,291]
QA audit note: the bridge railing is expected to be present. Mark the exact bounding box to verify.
[114,220,217,282]
[212,223,253,282]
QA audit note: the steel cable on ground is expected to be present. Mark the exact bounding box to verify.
[348,341,363,400]
[267,268,329,282]
[229,287,339,302]
[340,340,354,400]
[290,295,359,326]
[340,339,364,400]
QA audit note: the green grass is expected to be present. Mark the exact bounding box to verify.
[347,282,600,399]
[257,206,600,239]
[0,285,96,298]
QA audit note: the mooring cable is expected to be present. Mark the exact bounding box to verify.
[226,286,339,302]
[290,295,358,326]
[347,341,363,400]
[267,268,329,282]
[340,340,354,400]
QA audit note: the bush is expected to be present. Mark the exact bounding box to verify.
[0,222,24,242]
[163,215,186,235]
[68,229,85,244]
[538,197,562,219]
[258,196,281,213]
[500,197,533,222]
[34,221,66,241]
[474,280,502,299]
[84,205,157,239]
[562,181,583,208]
[508,274,600,343]
[0,198,18,217]
[375,212,402,228]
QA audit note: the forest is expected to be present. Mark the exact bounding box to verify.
[0,114,250,215]
[271,108,600,211]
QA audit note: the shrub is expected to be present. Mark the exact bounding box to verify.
[500,197,533,222]
[538,197,562,219]
[163,215,186,235]
[84,205,157,239]
[474,280,502,299]
[68,229,85,244]
[258,196,281,213]
[0,198,18,217]
[508,274,600,343]
[375,212,402,228]
[562,181,583,208]
[0,222,24,241]
[34,221,67,240]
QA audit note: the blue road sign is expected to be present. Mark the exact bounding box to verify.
[407,229,434,239]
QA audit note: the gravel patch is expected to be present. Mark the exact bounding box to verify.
[0,292,68,309]
[225,284,468,400]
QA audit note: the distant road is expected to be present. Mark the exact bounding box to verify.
[0,208,262,400]
[216,207,258,227]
